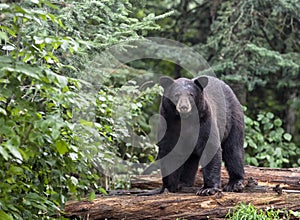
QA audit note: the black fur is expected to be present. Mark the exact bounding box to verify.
[157,76,244,196]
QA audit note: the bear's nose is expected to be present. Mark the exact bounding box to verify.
[176,96,192,114]
[180,106,188,112]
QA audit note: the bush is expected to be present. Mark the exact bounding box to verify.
[0,1,164,218]
[90,72,162,189]
[244,109,298,168]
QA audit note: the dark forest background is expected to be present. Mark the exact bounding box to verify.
[0,0,299,218]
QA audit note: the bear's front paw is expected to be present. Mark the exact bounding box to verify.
[196,187,221,196]
[223,180,244,192]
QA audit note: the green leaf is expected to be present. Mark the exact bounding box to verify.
[257,113,264,121]
[0,56,13,63]
[251,157,259,166]
[0,31,8,41]
[30,0,39,4]
[0,26,16,37]
[274,118,282,127]
[55,139,69,155]
[33,36,44,44]
[282,158,289,164]
[23,53,34,63]
[51,127,60,140]
[0,210,13,220]
[89,191,96,201]
[0,146,10,160]
[66,110,72,118]
[6,137,23,161]
[43,1,59,10]
[283,133,292,141]
[2,45,15,51]
[0,107,7,116]
[0,3,10,10]
[99,187,108,195]
[19,148,30,161]
[290,210,300,218]
[3,65,41,80]
[9,165,24,175]
[266,112,274,119]
[55,74,68,87]
[70,176,78,185]
[7,146,23,161]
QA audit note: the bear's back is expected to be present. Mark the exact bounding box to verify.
[200,75,243,141]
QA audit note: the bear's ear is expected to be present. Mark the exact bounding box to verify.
[194,76,208,91]
[159,76,174,88]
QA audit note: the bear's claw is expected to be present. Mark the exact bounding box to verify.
[223,180,244,192]
[196,187,221,196]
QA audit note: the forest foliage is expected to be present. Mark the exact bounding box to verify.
[0,0,299,219]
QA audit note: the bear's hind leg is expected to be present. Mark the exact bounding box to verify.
[222,125,245,192]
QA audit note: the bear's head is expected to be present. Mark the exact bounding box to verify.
[160,76,208,118]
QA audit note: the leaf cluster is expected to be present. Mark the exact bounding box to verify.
[0,0,166,218]
[244,109,298,167]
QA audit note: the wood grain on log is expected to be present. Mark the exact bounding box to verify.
[64,192,300,220]
[64,166,300,219]
[131,165,300,191]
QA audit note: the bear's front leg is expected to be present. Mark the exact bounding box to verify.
[158,142,183,193]
[162,167,183,193]
[196,150,222,196]
[179,154,200,187]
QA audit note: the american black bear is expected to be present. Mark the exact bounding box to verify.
[157,75,244,196]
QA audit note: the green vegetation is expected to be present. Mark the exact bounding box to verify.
[0,0,162,218]
[0,0,299,219]
[245,110,298,167]
[226,203,300,220]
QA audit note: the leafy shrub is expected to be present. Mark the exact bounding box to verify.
[89,70,162,189]
[244,109,298,168]
[0,0,164,219]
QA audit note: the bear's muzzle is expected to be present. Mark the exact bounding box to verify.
[176,96,192,115]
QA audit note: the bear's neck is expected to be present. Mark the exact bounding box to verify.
[199,99,210,120]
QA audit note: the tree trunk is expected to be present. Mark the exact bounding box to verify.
[285,91,297,135]
[229,81,247,105]
[64,166,300,220]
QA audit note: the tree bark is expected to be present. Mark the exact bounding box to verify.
[64,166,300,220]
[229,81,247,105]
[131,165,300,191]
[285,91,297,135]
[64,192,300,220]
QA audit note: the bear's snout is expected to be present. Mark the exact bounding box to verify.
[176,96,192,114]
[179,105,189,112]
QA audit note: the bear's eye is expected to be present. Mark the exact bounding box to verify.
[189,93,194,97]
[174,94,180,99]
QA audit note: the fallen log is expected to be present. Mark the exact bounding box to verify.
[64,192,300,219]
[64,166,300,219]
[131,165,300,191]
